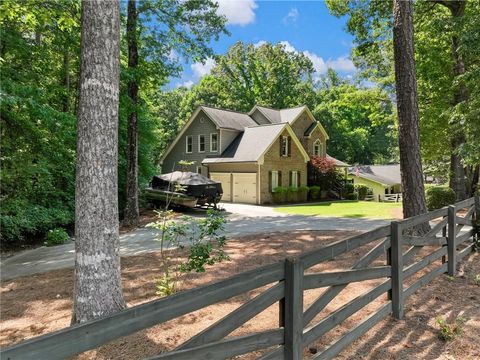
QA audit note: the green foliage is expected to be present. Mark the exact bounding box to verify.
[44,228,69,246]
[177,41,316,124]
[313,71,397,164]
[272,186,288,204]
[286,186,299,203]
[1,200,73,247]
[345,193,358,201]
[354,184,370,200]
[436,316,466,341]
[0,0,227,247]
[425,186,456,210]
[309,185,321,200]
[148,210,229,296]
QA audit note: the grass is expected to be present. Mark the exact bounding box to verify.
[275,200,402,219]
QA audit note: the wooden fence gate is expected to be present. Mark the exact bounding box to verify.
[1,197,478,360]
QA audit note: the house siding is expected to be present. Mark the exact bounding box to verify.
[207,162,258,173]
[348,175,387,202]
[306,126,327,157]
[260,129,307,204]
[219,129,240,154]
[250,109,270,125]
[162,110,218,173]
[290,113,313,147]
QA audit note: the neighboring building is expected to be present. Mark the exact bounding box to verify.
[348,164,402,202]
[161,104,346,204]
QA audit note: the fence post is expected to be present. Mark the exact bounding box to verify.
[390,221,404,319]
[447,205,457,276]
[284,257,303,360]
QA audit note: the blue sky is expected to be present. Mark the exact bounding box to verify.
[171,0,355,88]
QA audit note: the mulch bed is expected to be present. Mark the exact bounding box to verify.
[1,230,479,359]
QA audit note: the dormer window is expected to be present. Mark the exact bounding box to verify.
[186,135,193,153]
[313,139,322,156]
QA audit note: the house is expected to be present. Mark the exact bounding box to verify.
[160,104,343,204]
[348,164,402,201]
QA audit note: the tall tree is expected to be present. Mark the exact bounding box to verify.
[73,0,125,323]
[123,0,140,227]
[392,0,428,219]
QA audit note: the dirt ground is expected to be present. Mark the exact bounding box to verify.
[1,230,479,360]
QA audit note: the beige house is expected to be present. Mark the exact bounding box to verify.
[348,165,402,202]
[160,104,344,204]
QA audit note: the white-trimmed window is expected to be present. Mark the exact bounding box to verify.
[198,134,205,152]
[281,136,289,157]
[313,139,322,156]
[271,170,279,190]
[186,135,193,153]
[291,171,299,188]
[210,133,218,152]
[196,166,202,174]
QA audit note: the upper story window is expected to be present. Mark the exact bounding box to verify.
[198,134,205,152]
[313,139,323,156]
[186,135,193,153]
[280,136,290,157]
[210,133,218,152]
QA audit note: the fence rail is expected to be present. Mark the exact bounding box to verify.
[2,197,478,360]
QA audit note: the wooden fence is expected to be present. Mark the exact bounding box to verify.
[2,197,478,360]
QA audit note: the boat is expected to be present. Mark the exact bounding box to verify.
[145,171,223,208]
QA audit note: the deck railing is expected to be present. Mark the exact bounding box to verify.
[1,197,478,360]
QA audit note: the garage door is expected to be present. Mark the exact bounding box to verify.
[209,173,232,202]
[233,173,257,204]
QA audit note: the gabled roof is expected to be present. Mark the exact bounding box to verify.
[202,123,310,164]
[327,154,350,167]
[348,164,401,186]
[200,106,257,130]
[250,105,306,124]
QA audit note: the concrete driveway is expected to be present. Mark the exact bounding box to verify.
[1,202,388,280]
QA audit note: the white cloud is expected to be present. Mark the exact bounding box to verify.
[283,8,299,25]
[303,50,328,74]
[326,56,355,73]
[191,57,216,78]
[277,41,355,75]
[176,80,194,89]
[254,40,267,48]
[216,0,257,26]
[279,40,296,53]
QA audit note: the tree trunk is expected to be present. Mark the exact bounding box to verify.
[447,2,467,200]
[73,0,125,324]
[123,0,140,227]
[392,0,428,222]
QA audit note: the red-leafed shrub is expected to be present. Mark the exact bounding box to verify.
[310,156,337,175]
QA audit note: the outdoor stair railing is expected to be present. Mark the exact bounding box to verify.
[1,196,479,360]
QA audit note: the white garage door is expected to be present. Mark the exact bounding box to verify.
[232,173,257,204]
[209,173,232,202]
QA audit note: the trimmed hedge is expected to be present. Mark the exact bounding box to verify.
[309,185,321,200]
[426,186,456,210]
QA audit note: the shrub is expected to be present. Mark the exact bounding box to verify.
[0,200,73,248]
[272,186,288,203]
[45,228,69,246]
[354,184,370,200]
[297,185,309,202]
[309,185,321,200]
[436,316,466,341]
[286,186,298,202]
[426,186,456,210]
[345,193,358,200]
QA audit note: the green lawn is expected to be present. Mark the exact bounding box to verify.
[275,200,402,219]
